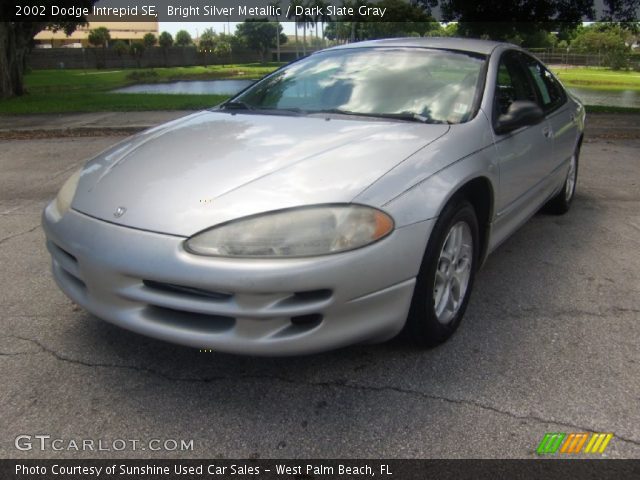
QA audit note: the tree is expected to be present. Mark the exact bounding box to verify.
[287,0,303,58]
[324,21,352,44]
[214,41,232,66]
[314,0,332,46]
[88,26,110,69]
[158,31,173,66]
[236,19,285,63]
[159,31,174,48]
[438,0,595,42]
[88,26,110,48]
[296,2,314,55]
[175,30,193,46]
[143,32,157,48]
[198,28,217,66]
[0,0,99,98]
[571,23,633,69]
[360,0,439,39]
[269,0,282,61]
[112,40,128,68]
[602,0,640,22]
[129,41,145,68]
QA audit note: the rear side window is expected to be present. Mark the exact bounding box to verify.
[519,54,566,113]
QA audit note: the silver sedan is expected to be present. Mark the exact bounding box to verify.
[43,38,585,355]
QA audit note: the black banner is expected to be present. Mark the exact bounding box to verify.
[3,0,640,22]
[2,459,640,480]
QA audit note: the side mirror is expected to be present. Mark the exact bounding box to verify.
[495,100,544,134]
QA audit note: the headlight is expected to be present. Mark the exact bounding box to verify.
[185,205,394,258]
[55,168,82,215]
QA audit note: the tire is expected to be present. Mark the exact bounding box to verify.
[544,144,580,215]
[405,199,479,347]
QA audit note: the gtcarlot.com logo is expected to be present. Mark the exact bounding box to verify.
[537,432,614,455]
[15,435,194,452]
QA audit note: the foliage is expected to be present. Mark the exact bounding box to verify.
[214,41,232,58]
[214,41,232,66]
[570,23,633,70]
[0,0,101,97]
[159,31,174,48]
[143,32,157,48]
[125,70,159,82]
[439,0,593,43]
[199,28,217,51]
[112,40,128,57]
[175,30,193,46]
[88,27,110,48]
[361,0,440,39]
[323,0,440,41]
[129,42,145,68]
[236,19,286,62]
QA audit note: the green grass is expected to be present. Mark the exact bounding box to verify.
[551,67,640,91]
[0,64,283,114]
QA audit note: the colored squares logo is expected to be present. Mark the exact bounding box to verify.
[584,433,614,454]
[537,433,613,455]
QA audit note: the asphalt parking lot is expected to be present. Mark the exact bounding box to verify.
[1,134,639,459]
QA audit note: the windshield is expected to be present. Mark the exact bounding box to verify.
[230,47,486,124]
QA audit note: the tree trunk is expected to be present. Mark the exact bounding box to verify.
[294,26,299,58]
[0,22,38,99]
[276,22,280,62]
[303,23,307,56]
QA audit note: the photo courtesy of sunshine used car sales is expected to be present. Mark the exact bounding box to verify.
[1,0,639,478]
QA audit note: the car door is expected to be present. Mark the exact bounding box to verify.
[519,53,578,180]
[492,50,554,224]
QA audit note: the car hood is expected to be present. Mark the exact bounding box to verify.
[72,111,449,236]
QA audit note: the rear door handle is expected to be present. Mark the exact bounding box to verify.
[542,127,553,139]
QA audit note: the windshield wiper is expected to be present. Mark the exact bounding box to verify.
[310,108,438,124]
[219,103,307,116]
[220,101,254,110]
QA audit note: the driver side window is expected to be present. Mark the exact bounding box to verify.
[494,52,537,116]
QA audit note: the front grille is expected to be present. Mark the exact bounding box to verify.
[142,280,232,301]
[141,306,235,333]
[47,240,84,287]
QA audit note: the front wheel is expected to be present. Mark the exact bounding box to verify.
[405,199,479,347]
[545,146,579,215]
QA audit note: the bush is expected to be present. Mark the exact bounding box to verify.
[605,50,629,70]
[125,70,159,82]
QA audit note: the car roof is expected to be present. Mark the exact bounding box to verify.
[322,37,512,55]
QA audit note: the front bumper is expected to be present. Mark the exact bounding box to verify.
[42,202,434,356]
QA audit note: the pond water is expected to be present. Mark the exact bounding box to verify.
[568,87,640,108]
[113,80,640,108]
[113,79,255,95]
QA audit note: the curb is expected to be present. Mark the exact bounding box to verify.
[0,126,150,139]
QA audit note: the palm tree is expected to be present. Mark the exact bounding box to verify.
[269,0,281,62]
[314,0,330,47]
[288,0,303,58]
[299,1,313,55]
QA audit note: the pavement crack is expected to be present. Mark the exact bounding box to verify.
[7,334,640,449]
[0,224,41,245]
[4,335,232,383]
[265,377,640,449]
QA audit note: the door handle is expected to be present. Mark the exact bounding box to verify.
[569,113,576,122]
[542,127,553,139]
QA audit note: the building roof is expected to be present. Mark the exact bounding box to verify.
[35,20,158,42]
